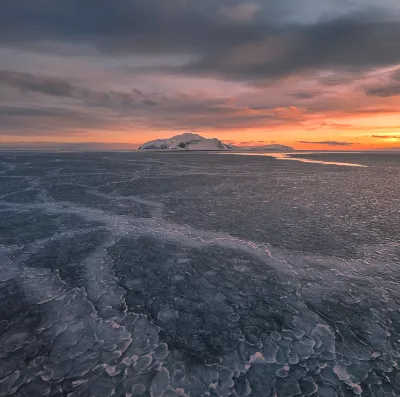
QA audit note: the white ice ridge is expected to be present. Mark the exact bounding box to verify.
[223,152,368,167]
[0,198,294,277]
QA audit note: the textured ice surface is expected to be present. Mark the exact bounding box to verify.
[0,151,399,396]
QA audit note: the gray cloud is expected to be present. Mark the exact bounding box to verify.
[0,105,111,135]
[0,1,400,82]
[0,105,80,118]
[365,84,400,97]
[0,68,397,137]
[239,140,272,144]
[318,73,357,86]
[0,70,74,96]
[288,92,319,100]
[296,140,355,146]
[0,70,306,133]
[182,19,400,82]
[0,97,300,137]
[0,0,265,55]
[0,70,297,134]
[388,67,400,81]
[371,135,400,138]
[0,141,140,150]
[364,69,400,97]
[0,70,159,107]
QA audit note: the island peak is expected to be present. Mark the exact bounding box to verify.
[139,133,236,151]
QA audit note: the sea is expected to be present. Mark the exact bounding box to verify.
[0,150,399,397]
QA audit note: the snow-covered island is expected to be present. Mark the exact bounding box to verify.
[139,133,236,151]
[139,133,295,152]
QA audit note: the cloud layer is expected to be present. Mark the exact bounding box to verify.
[0,0,400,147]
[296,140,355,146]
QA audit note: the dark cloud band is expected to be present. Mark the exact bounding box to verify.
[1,1,400,81]
[296,140,355,146]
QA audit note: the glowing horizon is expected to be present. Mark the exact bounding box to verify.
[1,1,400,151]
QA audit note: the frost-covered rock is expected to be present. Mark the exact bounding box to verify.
[139,133,236,151]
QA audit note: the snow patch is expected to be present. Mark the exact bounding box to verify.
[139,133,236,151]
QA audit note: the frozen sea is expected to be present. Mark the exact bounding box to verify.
[0,151,399,397]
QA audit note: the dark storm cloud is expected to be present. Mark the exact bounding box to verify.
[0,70,74,96]
[371,135,400,139]
[288,92,319,100]
[0,141,140,150]
[0,1,400,82]
[365,84,400,97]
[0,106,79,118]
[364,68,400,97]
[0,0,266,54]
[392,69,400,81]
[0,70,159,107]
[0,70,299,133]
[0,105,111,135]
[296,140,355,146]
[317,71,365,87]
[183,19,400,81]
[240,141,271,144]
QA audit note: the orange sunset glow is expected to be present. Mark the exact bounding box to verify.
[1,0,400,151]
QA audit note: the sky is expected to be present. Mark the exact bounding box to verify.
[1,0,400,150]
